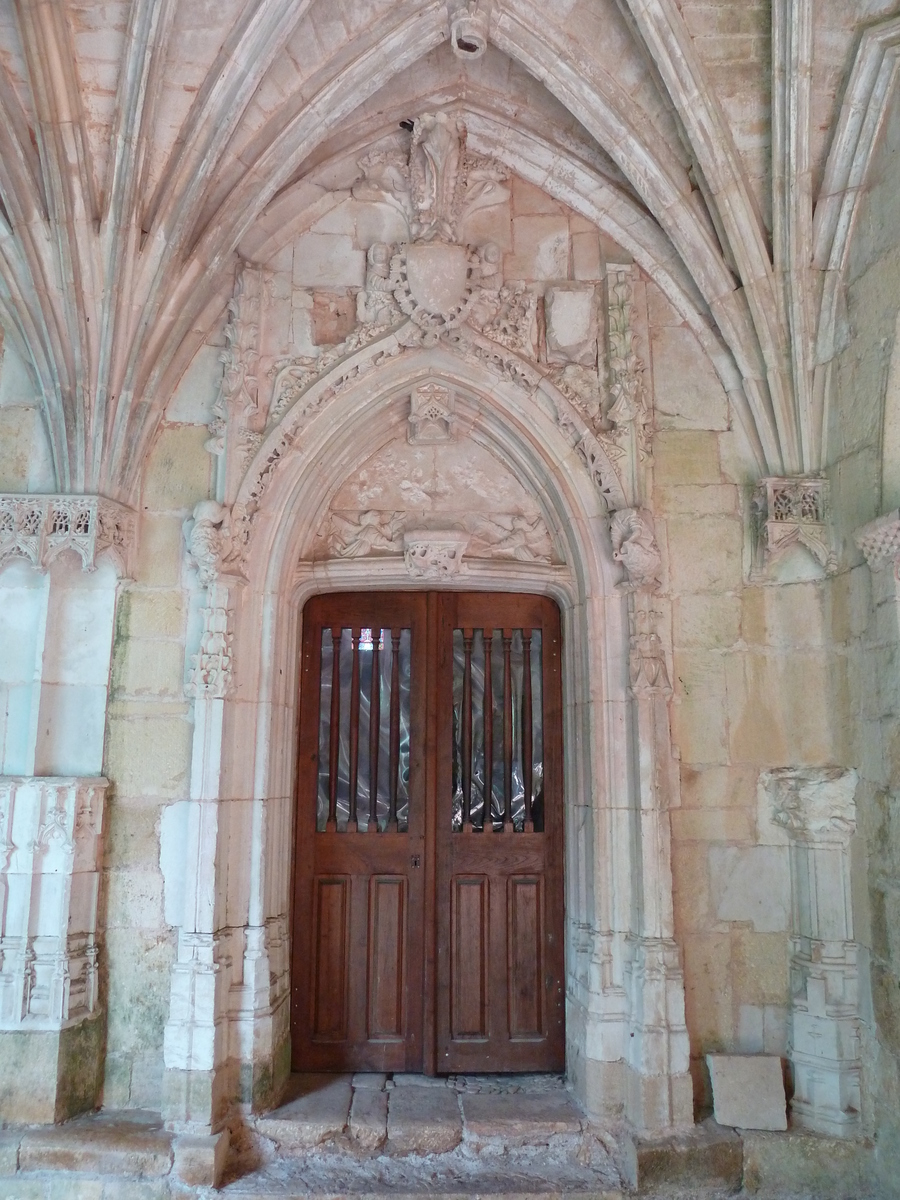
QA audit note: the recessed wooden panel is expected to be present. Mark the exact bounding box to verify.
[508,875,543,1038]
[451,875,489,1039]
[311,876,350,1041]
[368,876,406,1039]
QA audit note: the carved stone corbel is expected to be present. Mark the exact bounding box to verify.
[855,508,900,576]
[751,476,837,578]
[0,494,136,576]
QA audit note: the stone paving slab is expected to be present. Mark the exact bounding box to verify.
[386,1085,462,1155]
[17,1109,173,1178]
[461,1090,585,1144]
[349,1087,389,1151]
[255,1074,353,1149]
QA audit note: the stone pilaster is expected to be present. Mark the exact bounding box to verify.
[0,776,108,1122]
[611,508,692,1131]
[761,767,861,1137]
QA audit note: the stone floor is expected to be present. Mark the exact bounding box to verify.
[0,1073,884,1198]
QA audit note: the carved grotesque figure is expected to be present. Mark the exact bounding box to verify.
[610,507,661,592]
[184,500,234,587]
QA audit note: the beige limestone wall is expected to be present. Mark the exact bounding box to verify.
[101,340,220,1109]
[0,336,56,494]
[644,281,846,1114]
[830,77,900,1192]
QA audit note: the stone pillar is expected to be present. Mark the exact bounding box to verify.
[163,504,242,1134]
[611,508,692,1131]
[761,767,861,1136]
[0,493,134,1122]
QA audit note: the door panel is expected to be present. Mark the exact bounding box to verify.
[292,591,564,1074]
[292,593,427,1072]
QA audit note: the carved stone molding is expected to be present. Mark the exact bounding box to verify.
[610,507,662,593]
[854,509,900,575]
[751,476,836,578]
[0,494,135,576]
[759,766,861,1137]
[188,604,234,699]
[207,262,263,463]
[607,266,651,459]
[403,530,470,578]
[0,776,107,1031]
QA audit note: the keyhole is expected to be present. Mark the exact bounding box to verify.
[410,854,421,868]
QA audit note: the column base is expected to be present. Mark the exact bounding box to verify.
[0,1013,105,1123]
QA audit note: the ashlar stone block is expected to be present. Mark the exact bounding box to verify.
[706,1054,787,1130]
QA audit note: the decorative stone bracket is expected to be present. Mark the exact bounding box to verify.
[761,766,861,1137]
[0,494,136,576]
[855,508,900,576]
[751,477,836,579]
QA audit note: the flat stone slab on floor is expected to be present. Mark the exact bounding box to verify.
[387,1084,462,1155]
[255,1074,353,1149]
[461,1089,585,1145]
[350,1087,389,1151]
[16,1109,173,1178]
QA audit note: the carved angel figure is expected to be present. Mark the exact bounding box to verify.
[473,514,551,563]
[610,507,661,592]
[183,501,236,587]
[329,511,402,558]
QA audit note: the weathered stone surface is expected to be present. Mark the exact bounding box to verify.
[18,1111,172,1177]
[351,1072,387,1090]
[742,1129,876,1198]
[707,1054,787,1131]
[254,1074,352,1149]
[461,1089,584,1145]
[617,1117,742,1192]
[0,1130,21,1175]
[349,1086,388,1151]
[387,1084,462,1155]
[172,1129,229,1188]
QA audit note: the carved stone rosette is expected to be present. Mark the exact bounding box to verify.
[0,494,135,576]
[0,776,107,1030]
[761,767,861,1136]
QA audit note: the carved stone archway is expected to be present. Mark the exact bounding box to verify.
[163,329,691,1136]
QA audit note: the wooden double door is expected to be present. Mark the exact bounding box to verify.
[291,591,564,1075]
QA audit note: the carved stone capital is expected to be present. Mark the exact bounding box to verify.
[403,530,469,579]
[0,494,135,576]
[761,766,858,844]
[854,509,900,574]
[751,476,836,578]
[610,507,662,593]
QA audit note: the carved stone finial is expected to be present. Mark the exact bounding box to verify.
[183,500,240,587]
[610,508,662,593]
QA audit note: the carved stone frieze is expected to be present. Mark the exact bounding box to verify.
[325,508,553,571]
[751,476,836,578]
[610,507,662,593]
[854,508,900,575]
[0,494,135,576]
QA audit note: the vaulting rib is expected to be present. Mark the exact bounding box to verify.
[491,6,782,472]
[95,0,177,491]
[108,2,447,499]
[773,0,816,473]
[14,0,98,491]
[618,0,799,475]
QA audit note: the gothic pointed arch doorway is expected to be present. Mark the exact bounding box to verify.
[291,589,565,1075]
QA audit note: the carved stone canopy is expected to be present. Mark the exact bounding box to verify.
[0,494,135,577]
